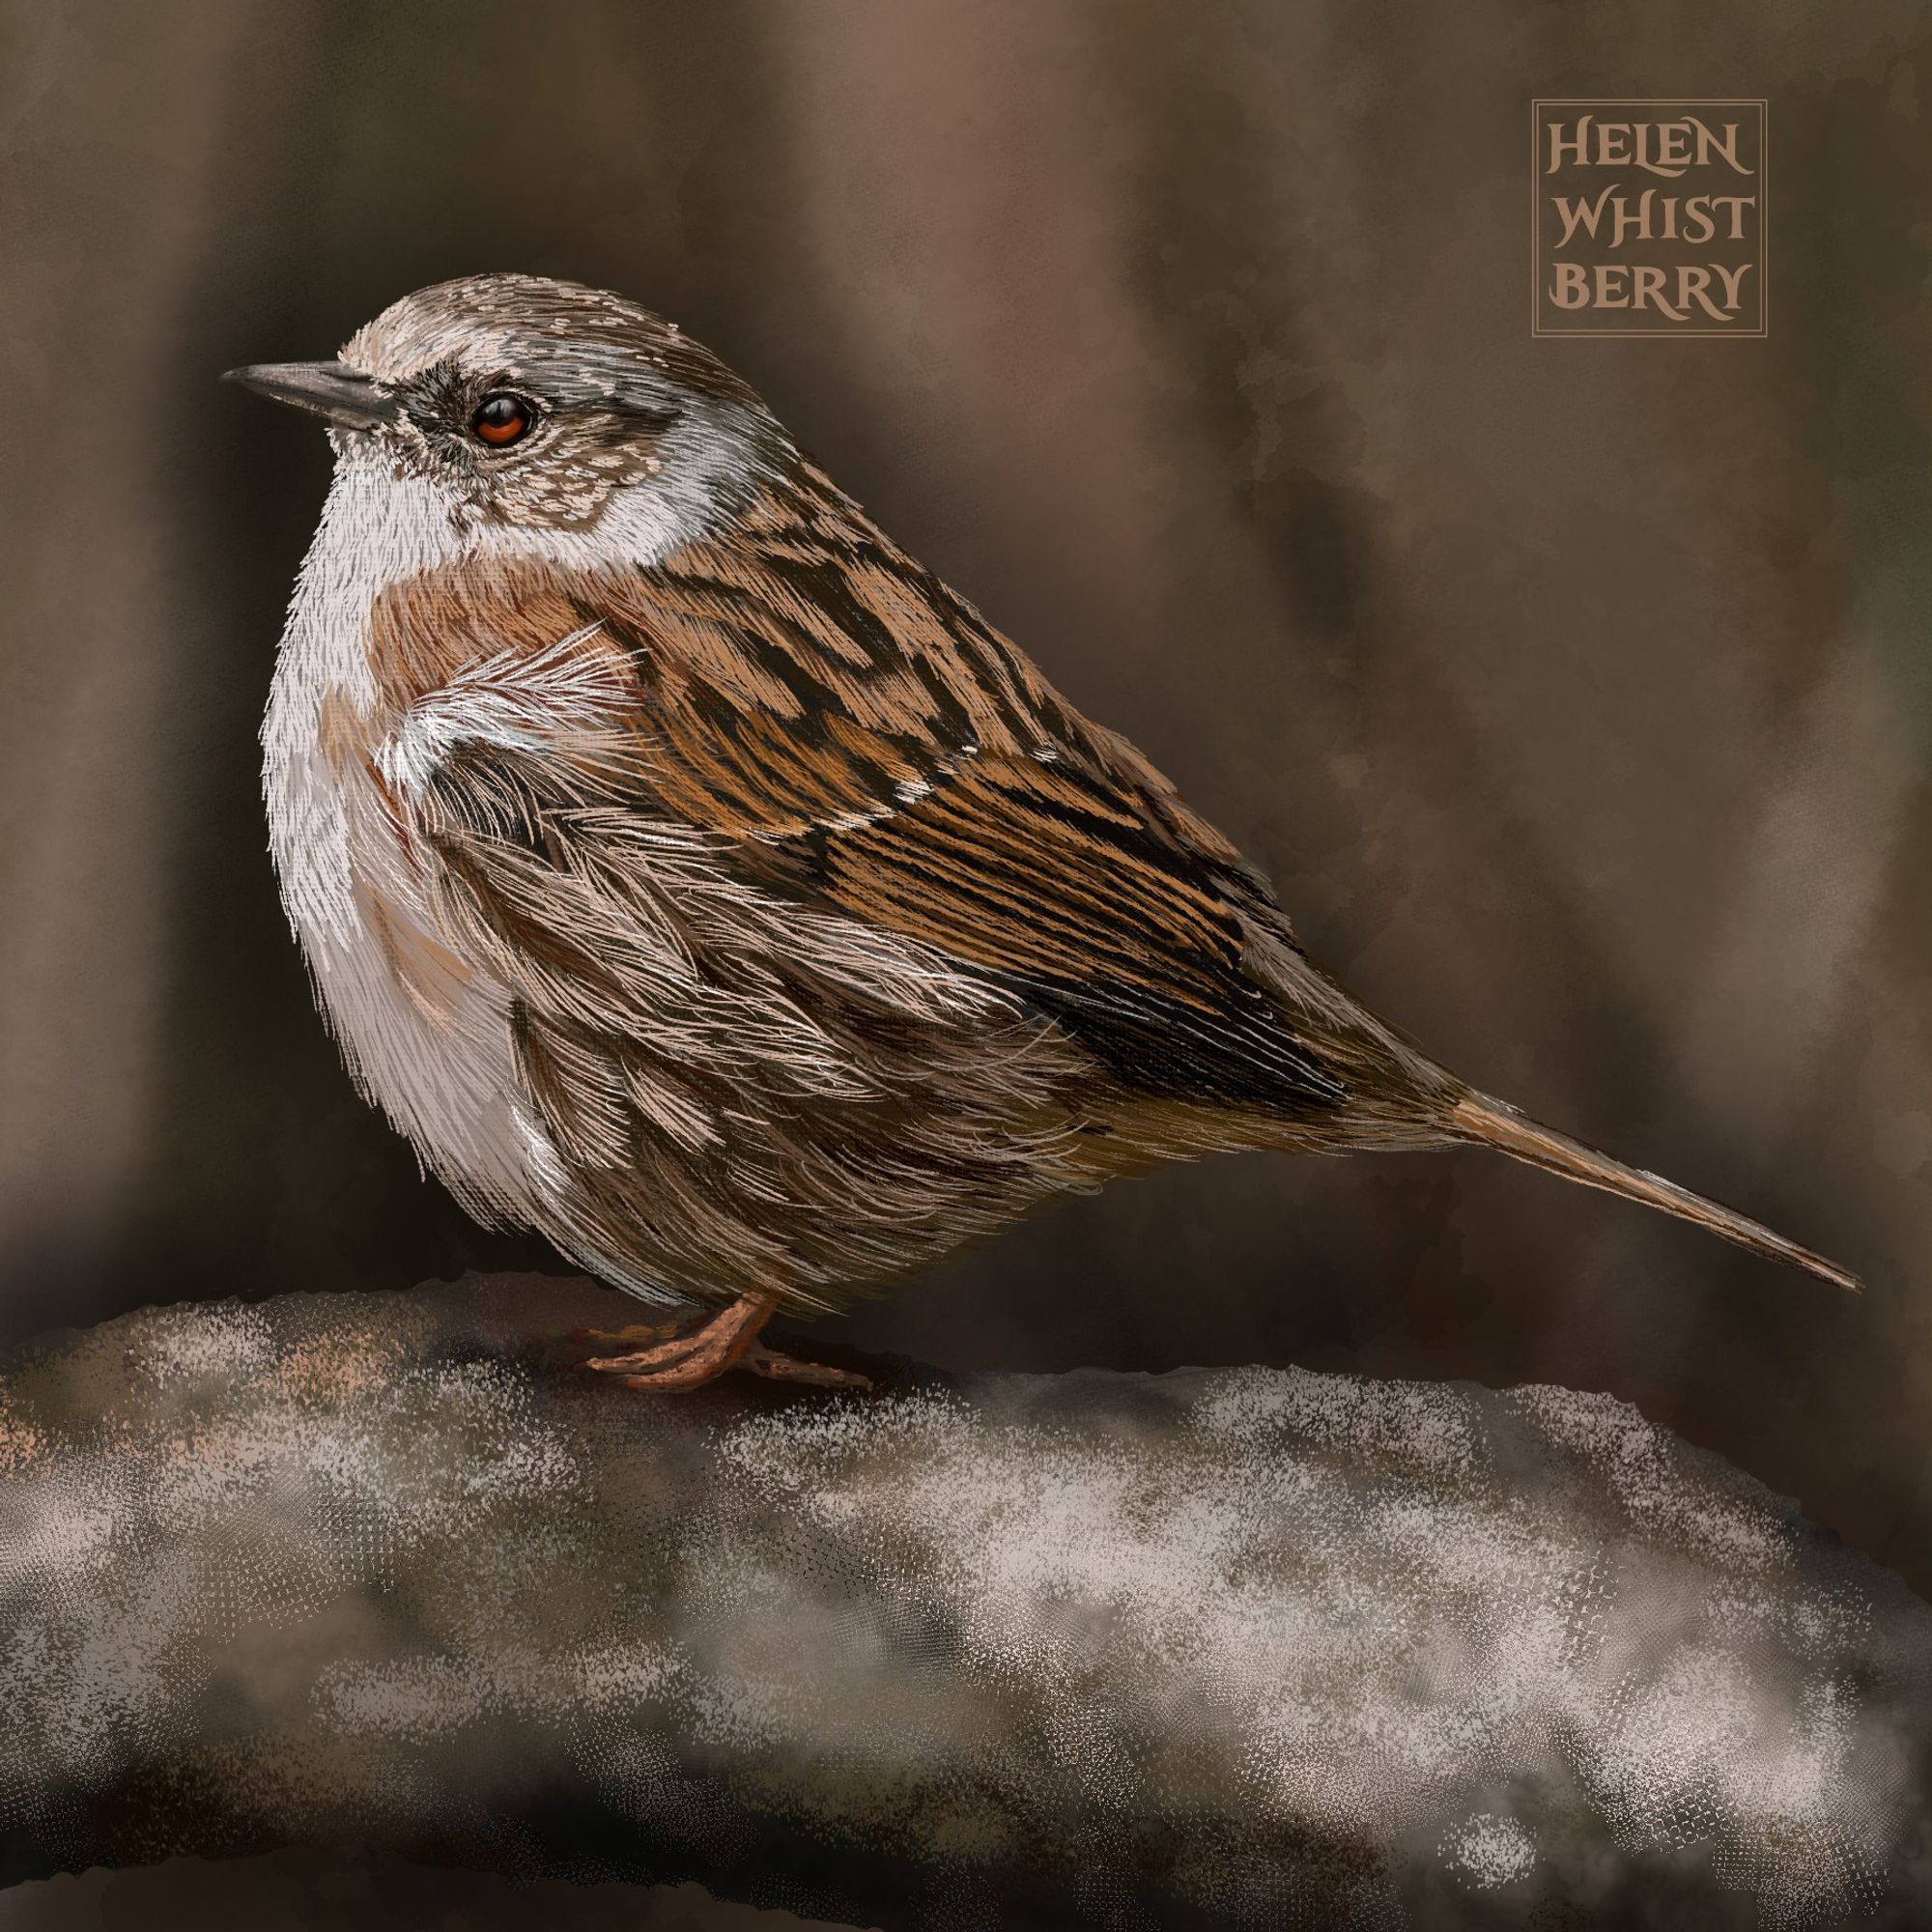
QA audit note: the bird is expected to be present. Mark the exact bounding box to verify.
[224,272,1859,1391]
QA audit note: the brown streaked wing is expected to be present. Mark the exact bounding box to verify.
[395,488,1344,1114]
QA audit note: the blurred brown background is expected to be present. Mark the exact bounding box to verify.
[2,0,1928,1742]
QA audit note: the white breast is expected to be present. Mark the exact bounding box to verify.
[262,455,557,1226]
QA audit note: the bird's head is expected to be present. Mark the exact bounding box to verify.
[225,273,794,557]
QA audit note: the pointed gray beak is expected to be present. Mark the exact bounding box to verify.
[221,359,399,430]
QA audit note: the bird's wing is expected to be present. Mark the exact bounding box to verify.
[376,488,1346,1115]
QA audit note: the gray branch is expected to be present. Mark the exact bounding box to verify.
[0,1279,1925,1928]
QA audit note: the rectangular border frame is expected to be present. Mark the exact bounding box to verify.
[1530,99,1769,338]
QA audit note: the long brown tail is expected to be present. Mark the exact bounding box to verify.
[1450,1094,1861,1293]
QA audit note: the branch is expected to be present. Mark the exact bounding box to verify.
[0,1277,1924,1927]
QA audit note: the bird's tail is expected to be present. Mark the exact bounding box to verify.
[1449,1093,1861,1293]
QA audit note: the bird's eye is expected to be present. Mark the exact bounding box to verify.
[470,392,533,447]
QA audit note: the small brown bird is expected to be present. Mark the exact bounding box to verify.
[226,274,1857,1390]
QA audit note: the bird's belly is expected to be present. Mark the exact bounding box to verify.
[271,758,553,1230]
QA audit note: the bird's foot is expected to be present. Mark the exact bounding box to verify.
[739,1343,873,1391]
[568,1312,708,1353]
[576,1293,870,1394]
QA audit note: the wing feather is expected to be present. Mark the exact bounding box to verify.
[378,479,1348,1116]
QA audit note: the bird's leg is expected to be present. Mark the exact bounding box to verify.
[578,1291,871,1394]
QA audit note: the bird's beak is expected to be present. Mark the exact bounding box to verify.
[221,360,399,431]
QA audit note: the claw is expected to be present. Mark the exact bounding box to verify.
[743,1345,872,1391]
[567,1314,703,1351]
[582,1328,716,1376]
[571,1291,869,1394]
[581,1291,772,1392]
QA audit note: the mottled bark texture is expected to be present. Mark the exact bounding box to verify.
[0,1277,1924,1929]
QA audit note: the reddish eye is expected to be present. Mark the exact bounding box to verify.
[471,392,532,446]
